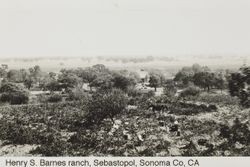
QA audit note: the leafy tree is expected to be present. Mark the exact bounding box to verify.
[193,72,215,92]
[7,70,18,82]
[214,73,226,92]
[86,89,128,125]
[24,77,34,90]
[128,71,140,83]
[228,66,250,107]
[228,72,245,97]
[58,69,81,91]
[80,64,111,91]
[39,72,58,92]
[174,71,193,86]
[7,69,30,83]
[92,64,109,73]
[149,74,161,91]
[29,65,42,83]
[20,69,29,82]
[149,70,166,84]
[112,74,129,91]
[174,64,211,87]
[44,80,62,92]
[90,73,113,90]
[0,67,7,78]
[112,71,137,92]
[192,63,202,73]
[80,68,96,91]
[163,80,177,97]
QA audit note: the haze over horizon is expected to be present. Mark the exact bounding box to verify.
[1,0,250,59]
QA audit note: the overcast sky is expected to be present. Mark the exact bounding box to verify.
[0,0,250,58]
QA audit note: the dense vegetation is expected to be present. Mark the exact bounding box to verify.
[0,63,249,156]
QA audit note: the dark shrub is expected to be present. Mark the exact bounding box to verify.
[163,80,177,97]
[180,86,201,98]
[208,104,217,111]
[127,87,142,98]
[85,88,128,125]
[47,93,62,103]
[30,134,68,156]
[0,83,29,104]
[219,118,250,150]
[228,66,250,107]
[68,88,87,101]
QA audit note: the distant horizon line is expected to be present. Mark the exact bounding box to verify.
[0,54,249,59]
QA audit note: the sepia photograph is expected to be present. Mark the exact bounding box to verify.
[0,0,249,157]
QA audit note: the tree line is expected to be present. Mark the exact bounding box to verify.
[0,63,249,107]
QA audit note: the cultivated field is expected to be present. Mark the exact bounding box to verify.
[0,61,249,156]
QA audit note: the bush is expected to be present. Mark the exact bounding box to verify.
[0,92,29,105]
[30,134,68,156]
[180,86,201,98]
[67,88,87,101]
[44,80,62,91]
[163,81,177,97]
[219,118,250,155]
[128,96,141,106]
[47,93,62,103]
[146,90,156,98]
[0,83,29,105]
[137,91,156,109]
[0,115,59,145]
[127,87,142,98]
[238,89,250,107]
[0,121,35,144]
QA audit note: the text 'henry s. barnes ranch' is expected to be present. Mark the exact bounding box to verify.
[5,158,200,167]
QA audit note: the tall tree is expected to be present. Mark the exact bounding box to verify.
[29,65,42,84]
[112,71,138,92]
[0,67,7,78]
[149,74,161,92]
[163,80,177,97]
[24,77,34,90]
[80,64,111,90]
[214,73,226,92]
[228,66,250,107]
[193,72,215,92]
[20,69,28,82]
[7,70,22,82]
